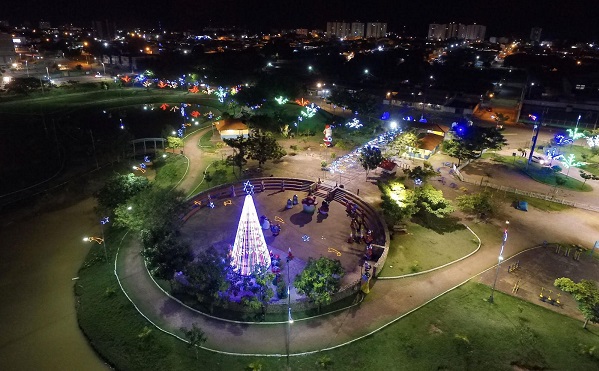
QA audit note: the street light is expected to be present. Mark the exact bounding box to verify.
[489,221,509,303]
[46,66,49,79]
[83,236,107,261]
[286,251,293,367]
[101,62,106,76]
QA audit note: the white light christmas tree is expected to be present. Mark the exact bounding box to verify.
[230,182,271,276]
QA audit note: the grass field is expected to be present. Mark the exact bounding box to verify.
[152,155,189,189]
[78,234,599,371]
[484,153,593,191]
[380,222,479,277]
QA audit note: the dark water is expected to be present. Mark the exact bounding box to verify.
[0,198,109,370]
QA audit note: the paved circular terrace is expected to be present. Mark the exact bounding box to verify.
[180,186,371,291]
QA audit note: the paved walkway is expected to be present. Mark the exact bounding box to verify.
[117,130,599,354]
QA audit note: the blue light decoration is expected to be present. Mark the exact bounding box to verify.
[100,216,110,225]
[119,119,124,130]
[177,129,184,138]
[243,180,255,194]
[554,134,573,146]
[140,163,146,169]
[329,130,401,175]
[418,115,428,123]
[381,111,390,120]
[302,234,310,242]
[528,114,538,121]
[180,103,186,117]
[144,156,150,163]
[346,117,363,129]
[414,178,423,186]
[208,195,215,209]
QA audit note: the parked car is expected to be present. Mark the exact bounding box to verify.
[531,155,546,165]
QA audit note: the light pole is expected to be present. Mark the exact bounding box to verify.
[101,62,106,76]
[489,221,509,303]
[99,217,110,261]
[25,60,29,77]
[46,66,50,80]
[286,252,293,368]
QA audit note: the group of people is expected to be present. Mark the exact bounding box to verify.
[260,215,281,236]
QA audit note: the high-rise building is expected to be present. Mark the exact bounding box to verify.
[92,20,117,41]
[428,24,446,40]
[350,22,365,38]
[465,24,486,41]
[326,22,351,38]
[0,33,16,66]
[530,27,542,43]
[366,22,387,38]
[428,23,485,41]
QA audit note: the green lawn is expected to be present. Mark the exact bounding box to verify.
[0,89,223,114]
[485,153,592,191]
[198,130,217,152]
[496,190,572,212]
[380,221,479,277]
[78,235,599,371]
[152,155,188,189]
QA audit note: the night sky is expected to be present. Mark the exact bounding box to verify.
[7,0,599,40]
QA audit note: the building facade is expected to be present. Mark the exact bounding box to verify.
[366,22,387,38]
[428,23,485,41]
[0,33,16,67]
[350,22,364,38]
[326,22,351,38]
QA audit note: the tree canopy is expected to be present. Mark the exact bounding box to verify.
[96,173,150,212]
[359,145,383,178]
[456,190,498,218]
[554,277,599,328]
[294,257,344,309]
[445,125,506,164]
[386,131,419,158]
[405,162,438,184]
[378,181,418,225]
[114,187,185,233]
[246,131,286,167]
[415,184,454,218]
[140,227,191,281]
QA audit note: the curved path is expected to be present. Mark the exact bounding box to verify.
[117,129,599,355]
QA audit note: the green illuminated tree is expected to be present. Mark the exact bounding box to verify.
[456,190,498,218]
[378,181,418,226]
[96,173,150,212]
[295,257,344,312]
[167,136,184,152]
[114,187,184,232]
[415,184,454,218]
[554,277,599,328]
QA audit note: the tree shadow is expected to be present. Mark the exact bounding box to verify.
[289,211,313,227]
[411,214,465,234]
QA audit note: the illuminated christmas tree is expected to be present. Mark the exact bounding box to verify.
[230,182,271,276]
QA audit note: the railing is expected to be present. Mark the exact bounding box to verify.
[182,177,391,307]
[463,179,599,213]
